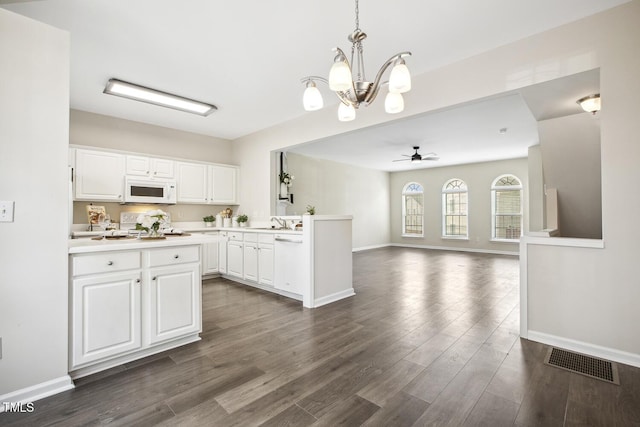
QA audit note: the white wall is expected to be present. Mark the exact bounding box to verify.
[538,113,602,238]
[0,9,71,397]
[390,158,528,253]
[234,2,640,360]
[284,153,390,250]
[70,109,234,164]
[524,1,640,360]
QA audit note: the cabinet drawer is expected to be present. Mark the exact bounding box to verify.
[258,234,274,244]
[72,251,140,276]
[228,232,243,241]
[243,233,258,243]
[147,245,199,267]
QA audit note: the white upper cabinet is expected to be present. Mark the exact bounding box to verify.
[176,161,208,204]
[209,164,238,205]
[72,148,238,205]
[126,155,174,179]
[177,161,239,205]
[74,148,125,202]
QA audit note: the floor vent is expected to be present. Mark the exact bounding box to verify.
[544,347,619,385]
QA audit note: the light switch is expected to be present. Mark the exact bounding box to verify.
[0,201,15,222]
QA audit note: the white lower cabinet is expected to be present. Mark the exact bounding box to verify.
[71,270,142,367]
[70,245,201,376]
[225,232,275,288]
[227,235,244,279]
[147,263,200,345]
[257,234,274,287]
[218,232,228,274]
[202,232,219,275]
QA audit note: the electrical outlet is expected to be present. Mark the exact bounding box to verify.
[0,201,15,222]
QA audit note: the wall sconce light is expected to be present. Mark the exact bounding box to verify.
[577,94,601,115]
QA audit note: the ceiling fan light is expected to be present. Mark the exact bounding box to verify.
[329,60,353,92]
[577,94,601,114]
[303,82,323,111]
[389,61,411,94]
[385,91,404,114]
[411,157,422,164]
[338,102,356,121]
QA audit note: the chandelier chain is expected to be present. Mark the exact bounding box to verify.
[355,0,360,30]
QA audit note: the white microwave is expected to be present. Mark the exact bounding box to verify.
[123,176,177,204]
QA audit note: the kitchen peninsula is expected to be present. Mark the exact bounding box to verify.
[67,215,353,378]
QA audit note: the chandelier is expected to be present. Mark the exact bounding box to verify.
[301,0,412,121]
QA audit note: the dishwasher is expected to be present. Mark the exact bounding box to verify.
[273,234,305,295]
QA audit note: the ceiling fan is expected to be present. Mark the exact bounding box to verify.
[393,146,439,163]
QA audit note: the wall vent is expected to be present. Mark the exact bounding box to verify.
[544,347,619,385]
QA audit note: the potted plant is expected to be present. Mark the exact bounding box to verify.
[203,215,215,227]
[279,171,294,198]
[306,205,316,215]
[236,214,249,227]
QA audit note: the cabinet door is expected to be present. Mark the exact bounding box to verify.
[203,238,219,275]
[176,162,208,203]
[126,155,151,177]
[71,272,142,368]
[218,234,228,274]
[209,165,238,204]
[243,244,258,282]
[152,158,175,179]
[227,241,243,279]
[74,149,125,202]
[147,263,201,345]
[258,243,274,286]
[126,156,174,179]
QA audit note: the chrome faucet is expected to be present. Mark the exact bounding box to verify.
[270,216,287,229]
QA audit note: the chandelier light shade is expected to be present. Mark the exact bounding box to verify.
[303,80,324,111]
[389,60,411,93]
[301,0,412,121]
[338,102,356,122]
[385,92,404,114]
[103,78,217,116]
[577,94,601,114]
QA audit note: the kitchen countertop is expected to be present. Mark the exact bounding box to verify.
[69,227,303,254]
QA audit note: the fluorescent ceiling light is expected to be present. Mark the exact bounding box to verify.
[103,79,217,116]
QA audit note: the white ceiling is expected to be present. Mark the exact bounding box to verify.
[2,0,619,169]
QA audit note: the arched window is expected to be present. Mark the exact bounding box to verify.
[491,174,522,240]
[402,182,423,236]
[442,179,468,238]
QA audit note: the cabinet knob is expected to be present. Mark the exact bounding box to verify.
[174,254,179,259]
[152,276,157,281]
[136,278,141,283]
[146,171,150,174]
[107,261,114,266]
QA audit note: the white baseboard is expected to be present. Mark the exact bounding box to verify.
[0,375,74,412]
[352,243,391,252]
[390,243,519,256]
[313,288,355,308]
[527,330,640,368]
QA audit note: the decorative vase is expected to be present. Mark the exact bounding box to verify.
[148,227,164,238]
[205,222,213,227]
[280,182,288,198]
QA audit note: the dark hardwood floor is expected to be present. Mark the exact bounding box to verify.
[3,247,640,426]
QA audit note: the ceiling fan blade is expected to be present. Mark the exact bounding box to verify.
[392,159,410,162]
[423,156,440,161]
[400,154,411,157]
